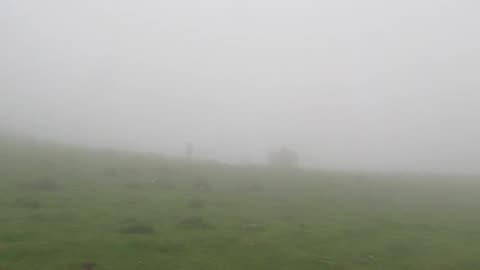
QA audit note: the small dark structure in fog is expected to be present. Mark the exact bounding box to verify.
[185,143,193,160]
[193,177,211,191]
[268,147,299,168]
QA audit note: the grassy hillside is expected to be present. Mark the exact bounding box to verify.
[1,135,480,270]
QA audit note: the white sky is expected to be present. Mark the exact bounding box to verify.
[2,0,480,173]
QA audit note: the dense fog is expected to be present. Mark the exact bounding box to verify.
[2,0,480,173]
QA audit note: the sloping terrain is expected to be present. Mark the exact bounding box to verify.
[1,134,480,270]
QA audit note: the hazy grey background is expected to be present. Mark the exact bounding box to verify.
[2,0,480,173]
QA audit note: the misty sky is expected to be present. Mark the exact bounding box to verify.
[2,0,480,173]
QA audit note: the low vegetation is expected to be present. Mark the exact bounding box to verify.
[118,222,155,235]
[20,178,60,191]
[176,216,214,230]
[12,198,42,209]
[1,137,480,270]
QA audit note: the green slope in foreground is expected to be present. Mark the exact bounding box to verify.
[1,134,480,270]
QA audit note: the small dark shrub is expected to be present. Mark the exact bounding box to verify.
[156,241,185,253]
[414,223,434,231]
[119,217,139,224]
[104,168,119,177]
[13,199,42,209]
[188,199,207,209]
[280,215,294,222]
[22,178,59,191]
[238,183,265,192]
[457,260,480,269]
[125,181,142,189]
[119,222,155,234]
[26,213,48,221]
[128,240,185,253]
[248,183,264,192]
[242,224,267,232]
[214,201,234,208]
[81,262,97,270]
[176,217,213,230]
[385,241,415,259]
[151,178,175,189]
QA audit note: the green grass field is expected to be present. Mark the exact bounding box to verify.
[1,135,480,270]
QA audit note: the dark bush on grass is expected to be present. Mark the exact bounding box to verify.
[22,178,60,191]
[104,168,119,177]
[13,199,42,209]
[187,199,207,209]
[124,181,142,189]
[176,217,214,230]
[119,217,139,224]
[156,241,185,253]
[385,241,415,259]
[119,222,155,234]
[81,262,97,270]
[242,224,267,232]
[127,240,185,254]
[26,213,48,221]
[247,183,265,192]
[151,177,175,189]
[236,183,265,193]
